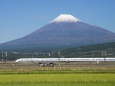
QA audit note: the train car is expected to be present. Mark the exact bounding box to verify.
[15,57,115,63]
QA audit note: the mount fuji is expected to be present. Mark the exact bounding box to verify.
[1,14,115,50]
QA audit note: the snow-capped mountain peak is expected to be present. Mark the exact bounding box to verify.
[50,14,80,23]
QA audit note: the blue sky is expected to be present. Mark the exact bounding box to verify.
[0,0,115,43]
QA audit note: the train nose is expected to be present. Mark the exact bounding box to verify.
[15,60,18,62]
[15,59,20,62]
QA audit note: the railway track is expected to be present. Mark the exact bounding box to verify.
[0,61,115,68]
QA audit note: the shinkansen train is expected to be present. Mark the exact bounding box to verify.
[15,58,115,67]
[15,58,115,63]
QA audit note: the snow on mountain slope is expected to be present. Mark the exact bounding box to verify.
[50,14,80,23]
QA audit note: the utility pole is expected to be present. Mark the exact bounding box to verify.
[48,53,50,57]
[2,51,4,57]
[1,51,4,62]
[58,51,61,65]
[5,51,7,62]
[58,51,61,57]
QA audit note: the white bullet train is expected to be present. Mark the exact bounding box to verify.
[15,58,115,63]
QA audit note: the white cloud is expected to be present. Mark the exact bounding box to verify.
[34,15,49,20]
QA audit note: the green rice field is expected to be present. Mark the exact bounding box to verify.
[0,62,115,86]
[0,73,115,86]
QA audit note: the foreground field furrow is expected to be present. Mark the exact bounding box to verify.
[0,66,115,74]
[0,81,115,86]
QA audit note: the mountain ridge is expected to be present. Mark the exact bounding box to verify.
[0,14,115,50]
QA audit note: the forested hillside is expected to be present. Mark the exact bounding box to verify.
[0,42,115,60]
[61,42,115,58]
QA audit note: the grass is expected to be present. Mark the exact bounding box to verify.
[0,64,115,86]
[0,66,115,74]
[0,74,115,86]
